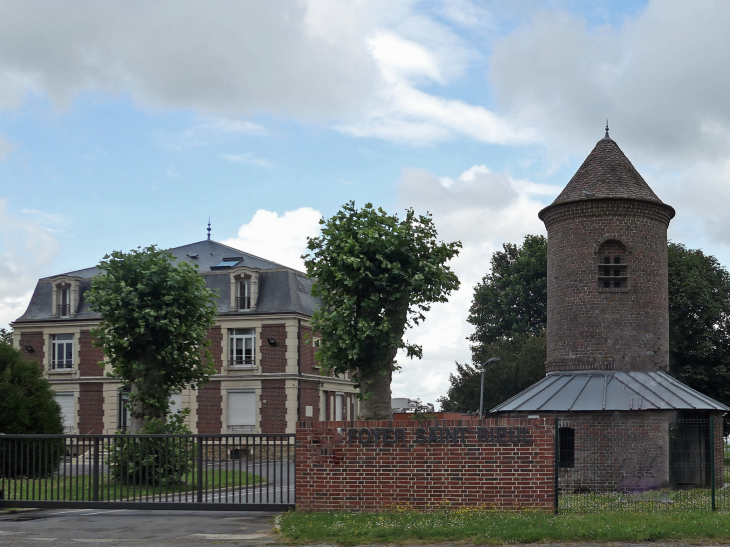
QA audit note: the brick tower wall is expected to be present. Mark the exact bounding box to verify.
[542,199,673,372]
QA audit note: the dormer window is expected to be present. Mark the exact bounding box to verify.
[228,268,259,312]
[51,277,80,318]
[58,287,70,317]
[597,240,628,290]
[237,279,251,310]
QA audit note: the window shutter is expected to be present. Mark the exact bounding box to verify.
[228,392,256,429]
[54,393,75,432]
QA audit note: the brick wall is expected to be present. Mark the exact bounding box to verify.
[197,381,222,433]
[79,330,104,376]
[299,325,317,375]
[261,380,287,433]
[261,324,287,373]
[299,380,320,420]
[542,199,672,372]
[296,418,555,512]
[206,326,223,373]
[78,383,104,434]
[19,331,44,369]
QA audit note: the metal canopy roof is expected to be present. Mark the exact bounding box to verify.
[491,371,729,413]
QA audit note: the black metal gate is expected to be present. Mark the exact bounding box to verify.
[0,433,295,511]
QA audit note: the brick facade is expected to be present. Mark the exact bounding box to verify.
[541,199,673,373]
[197,381,222,434]
[299,380,320,420]
[19,331,44,369]
[261,324,287,373]
[206,326,223,373]
[261,380,287,433]
[78,330,104,376]
[299,325,318,375]
[296,418,555,512]
[78,383,104,434]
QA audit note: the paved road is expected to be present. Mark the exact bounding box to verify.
[0,508,289,546]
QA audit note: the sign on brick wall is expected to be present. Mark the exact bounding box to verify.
[296,418,555,512]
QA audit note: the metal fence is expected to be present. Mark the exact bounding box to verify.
[0,433,295,511]
[556,417,726,512]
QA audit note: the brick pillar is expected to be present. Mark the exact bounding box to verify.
[206,326,223,372]
[261,380,287,433]
[78,383,104,434]
[19,331,44,370]
[197,381,222,434]
[79,330,104,376]
[261,324,287,373]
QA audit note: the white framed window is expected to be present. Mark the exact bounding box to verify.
[54,392,75,432]
[227,390,256,431]
[118,388,131,432]
[58,287,70,317]
[335,392,344,421]
[51,334,74,369]
[170,392,183,414]
[229,328,255,367]
[237,279,251,310]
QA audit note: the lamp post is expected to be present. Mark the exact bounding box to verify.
[479,357,500,419]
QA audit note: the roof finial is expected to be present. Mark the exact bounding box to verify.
[207,218,211,241]
[605,119,610,138]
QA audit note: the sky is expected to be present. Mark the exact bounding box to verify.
[2,0,730,408]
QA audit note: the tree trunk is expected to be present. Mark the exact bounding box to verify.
[127,358,167,434]
[358,361,395,420]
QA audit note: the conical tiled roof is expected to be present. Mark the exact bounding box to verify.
[541,134,674,218]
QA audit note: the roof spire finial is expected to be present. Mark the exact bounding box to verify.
[605,119,610,139]
[207,218,211,241]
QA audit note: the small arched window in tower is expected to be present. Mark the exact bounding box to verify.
[597,240,628,290]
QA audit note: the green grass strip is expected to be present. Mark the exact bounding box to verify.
[280,509,730,545]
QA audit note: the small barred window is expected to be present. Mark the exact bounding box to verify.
[597,240,628,289]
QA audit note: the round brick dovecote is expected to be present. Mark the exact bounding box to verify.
[541,199,673,372]
[538,135,675,374]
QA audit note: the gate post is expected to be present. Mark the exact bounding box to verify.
[554,417,559,514]
[197,439,204,503]
[711,417,716,511]
[93,437,100,502]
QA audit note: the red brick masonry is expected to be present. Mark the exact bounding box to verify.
[296,418,555,512]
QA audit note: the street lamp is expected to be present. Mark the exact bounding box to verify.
[479,357,500,419]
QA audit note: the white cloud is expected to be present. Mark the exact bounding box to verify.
[0,1,380,120]
[0,137,15,161]
[391,165,549,405]
[488,0,730,252]
[166,166,181,179]
[221,208,322,271]
[0,199,61,328]
[219,154,272,168]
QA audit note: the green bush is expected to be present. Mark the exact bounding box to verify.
[0,342,65,478]
[107,411,194,486]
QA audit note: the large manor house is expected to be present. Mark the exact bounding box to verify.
[10,238,357,435]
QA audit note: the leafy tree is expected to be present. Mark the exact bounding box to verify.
[86,245,218,433]
[438,333,546,413]
[0,343,64,477]
[467,235,547,349]
[668,243,730,406]
[304,202,461,419]
[0,327,12,345]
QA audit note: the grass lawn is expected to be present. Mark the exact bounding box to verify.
[279,508,730,545]
[1,468,264,502]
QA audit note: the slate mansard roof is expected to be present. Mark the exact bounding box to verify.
[14,239,320,323]
[539,134,675,220]
[491,371,730,413]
